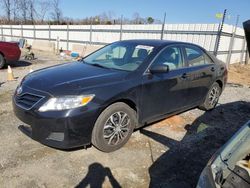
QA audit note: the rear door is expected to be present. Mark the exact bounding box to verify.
[182,45,216,105]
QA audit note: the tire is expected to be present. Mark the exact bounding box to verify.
[199,82,222,111]
[0,54,5,69]
[92,102,137,152]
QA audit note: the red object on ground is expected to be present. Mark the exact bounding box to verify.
[0,41,21,62]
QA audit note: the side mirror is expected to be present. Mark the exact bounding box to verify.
[149,64,169,74]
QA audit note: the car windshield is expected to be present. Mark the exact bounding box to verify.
[83,42,154,72]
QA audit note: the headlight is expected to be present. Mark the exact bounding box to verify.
[38,95,95,112]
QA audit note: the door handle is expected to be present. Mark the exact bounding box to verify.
[211,67,215,72]
[181,73,187,79]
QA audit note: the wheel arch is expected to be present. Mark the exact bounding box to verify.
[110,98,137,113]
[0,51,5,58]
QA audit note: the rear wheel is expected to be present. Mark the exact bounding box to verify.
[0,54,5,69]
[199,82,222,111]
[92,102,136,152]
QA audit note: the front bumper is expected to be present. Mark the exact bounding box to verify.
[12,87,101,149]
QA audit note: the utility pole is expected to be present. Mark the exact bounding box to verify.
[160,12,166,40]
[214,9,227,56]
[226,15,239,68]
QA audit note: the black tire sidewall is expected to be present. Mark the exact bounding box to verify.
[92,102,136,152]
[202,82,221,110]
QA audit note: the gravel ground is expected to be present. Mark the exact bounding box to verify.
[0,52,250,188]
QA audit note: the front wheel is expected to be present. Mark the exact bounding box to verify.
[91,102,136,152]
[199,82,222,111]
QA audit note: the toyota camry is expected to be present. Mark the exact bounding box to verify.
[13,40,227,152]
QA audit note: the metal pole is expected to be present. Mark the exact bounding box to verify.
[90,19,93,45]
[214,9,227,56]
[226,15,239,68]
[48,24,51,41]
[21,24,23,38]
[67,24,69,50]
[10,25,13,40]
[245,50,249,65]
[120,15,123,41]
[239,37,246,65]
[1,25,3,40]
[33,25,36,39]
[56,36,60,54]
[160,12,166,40]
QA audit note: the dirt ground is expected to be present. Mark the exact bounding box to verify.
[0,51,250,188]
[228,63,250,86]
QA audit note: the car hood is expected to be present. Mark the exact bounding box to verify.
[22,62,128,95]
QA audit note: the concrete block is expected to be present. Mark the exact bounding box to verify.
[32,40,55,52]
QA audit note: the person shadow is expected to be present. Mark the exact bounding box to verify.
[140,101,250,188]
[76,162,121,188]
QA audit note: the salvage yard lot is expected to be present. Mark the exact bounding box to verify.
[0,51,250,188]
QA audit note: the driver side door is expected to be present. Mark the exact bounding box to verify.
[141,45,190,123]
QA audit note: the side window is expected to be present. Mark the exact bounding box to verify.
[185,46,205,66]
[153,46,183,70]
[204,53,214,64]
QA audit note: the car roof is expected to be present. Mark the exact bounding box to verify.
[118,39,195,48]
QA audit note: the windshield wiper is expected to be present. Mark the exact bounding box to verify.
[90,63,107,69]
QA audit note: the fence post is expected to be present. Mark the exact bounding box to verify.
[214,9,227,56]
[120,15,123,41]
[67,24,69,50]
[33,25,36,39]
[90,20,93,45]
[48,24,51,41]
[245,50,249,65]
[240,37,246,65]
[1,25,3,40]
[56,36,60,54]
[160,12,166,40]
[226,15,239,68]
[10,25,13,40]
[21,24,23,38]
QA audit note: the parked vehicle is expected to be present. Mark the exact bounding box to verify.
[13,40,227,152]
[197,120,250,188]
[0,41,21,69]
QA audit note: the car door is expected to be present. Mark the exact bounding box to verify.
[141,45,190,123]
[182,45,216,105]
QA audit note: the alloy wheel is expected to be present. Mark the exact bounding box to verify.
[103,111,130,146]
[208,86,220,107]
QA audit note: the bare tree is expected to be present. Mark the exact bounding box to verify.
[36,0,50,23]
[19,0,28,23]
[1,0,11,23]
[12,0,20,23]
[132,12,140,24]
[51,0,62,24]
[29,0,36,24]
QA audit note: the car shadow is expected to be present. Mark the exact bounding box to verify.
[76,162,121,188]
[2,60,32,69]
[140,101,250,188]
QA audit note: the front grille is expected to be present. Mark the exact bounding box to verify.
[15,93,44,110]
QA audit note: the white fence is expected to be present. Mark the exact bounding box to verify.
[0,24,248,64]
